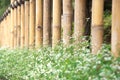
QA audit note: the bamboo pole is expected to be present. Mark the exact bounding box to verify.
[25,0,29,48]
[7,7,11,48]
[0,19,2,47]
[21,1,25,48]
[1,19,3,47]
[43,0,51,47]
[10,0,15,48]
[112,0,120,57]
[5,12,7,47]
[6,12,8,47]
[2,18,3,47]
[4,13,6,47]
[52,0,61,47]
[1,20,3,47]
[0,18,3,47]
[0,20,1,47]
[5,11,8,47]
[3,15,6,47]
[0,21,1,47]
[35,0,43,48]
[29,0,35,48]
[62,0,73,45]
[6,11,9,47]
[2,14,5,47]
[14,1,17,48]
[74,0,86,42]
[17,0,21,47]
[4,12,7,48]
[2,17,4,47]
[91,0,104,54]
[7,11,10,47]
[2,16,4,47]
[0,20,2,47]
[0,18,2,47]
[5,14,7,47]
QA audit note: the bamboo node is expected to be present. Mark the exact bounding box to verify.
[92,25,104,30]
[36,26,43,30]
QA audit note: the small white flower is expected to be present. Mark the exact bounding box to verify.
[96,61,101,64]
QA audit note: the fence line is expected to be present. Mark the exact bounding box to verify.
[0,0,119,57]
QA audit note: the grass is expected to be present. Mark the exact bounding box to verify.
[0,40,120,80]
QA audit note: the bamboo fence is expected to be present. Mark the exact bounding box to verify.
[0,0,119,57]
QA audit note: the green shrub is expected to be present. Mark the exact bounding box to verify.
[0,41,120,80]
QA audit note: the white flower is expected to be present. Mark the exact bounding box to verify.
[96,61,101,64]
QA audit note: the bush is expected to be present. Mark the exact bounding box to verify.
[0,41,120,80]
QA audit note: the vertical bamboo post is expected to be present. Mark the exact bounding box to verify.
[10,0,15,48]
[5,11,8,47]
[0,20,2,47]
[7,12,9,47]
[4,13,6,47]
[17,0,21,47]
[91,0,104,54]
[0,19,1,47]
[112,0,120,57]
[5,13,7,47]
[0,20,1,46]
[29,0,35,48]
[21,0,25,48]
[5,10,8,47]
[1,18,3,47]
[43,0,51,47]
[0,17,2,47]
[7,11,10,47]
[3,13,6,47]
[14,1,18,48]
[62,0,73,45]
[25,0,30,48]
[1,17,4,47]
[0,17,1,47]
[2,15,4,47]
[4,13,7,47]
[5,12,7,47]
[0,18,2,47]
[3,14,6,47]
[2,17,5,47]
[6,9,9,48]
[8,8,11,48]
[74,0,86,42]
[35,0,43,48]
[8,10,10,47]
[0,19,2,47]
[2,17,3,47]
[2,16,4,47]
[52,0,61,47]
[4,14,5,47]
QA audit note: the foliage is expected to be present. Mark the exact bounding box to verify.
[0,0,10,17]
[104,10,111,43]
[0,41,120,80]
